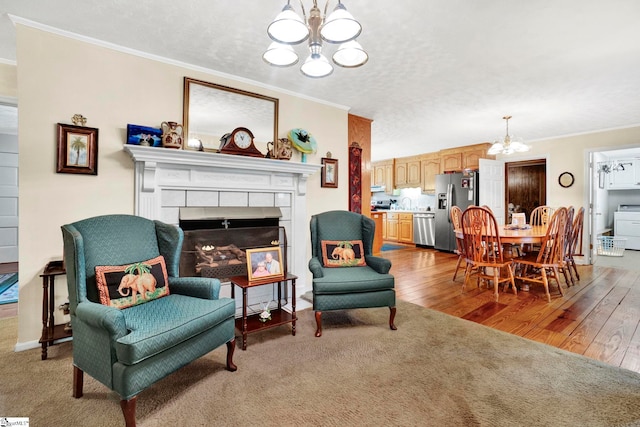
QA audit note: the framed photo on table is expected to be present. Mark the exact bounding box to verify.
[56,123,99,175]
[246,247,284,282]
[321,157,338,188]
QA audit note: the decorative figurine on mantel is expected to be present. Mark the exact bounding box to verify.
[289,128,317,163]
[161,121,184,149]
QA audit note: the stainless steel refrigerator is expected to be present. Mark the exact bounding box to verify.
[434,172,479,252]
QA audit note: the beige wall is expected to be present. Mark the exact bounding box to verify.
[15,25,349,346]
[0,62,17,99]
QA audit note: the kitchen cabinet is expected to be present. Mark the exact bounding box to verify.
[421,154,441,193]
[440,150,463,172]
[394,159,408,187]
[398,213,414,244]
[395,156,421,188]
[381,212,387,240]
[386,212,399,241]
[607,159,640,190]
[372,159,394,194]
[462,144,492,170]
[370,212,385,253]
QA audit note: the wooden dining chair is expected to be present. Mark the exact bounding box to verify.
[565,207,585,283]
[450,206,465,281]
[514,207,569,302]
[461,206,516,302]
[530,205,555,226]
[559,206,575,285]
[525,205,555,253]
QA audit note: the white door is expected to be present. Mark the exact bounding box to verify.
[0,133,18,263]
[479,158,506,225]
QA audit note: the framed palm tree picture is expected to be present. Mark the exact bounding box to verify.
[56,123,99,175]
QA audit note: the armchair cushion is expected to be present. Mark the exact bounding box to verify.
[312,265,394,294]
[114,294,235,365]
[321,240,366,267]
[95,255,170,309]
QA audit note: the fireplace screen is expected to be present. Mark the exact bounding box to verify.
[180,226,287,281]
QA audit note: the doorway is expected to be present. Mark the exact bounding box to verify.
[0,103,18,264]
[505,159,547,223]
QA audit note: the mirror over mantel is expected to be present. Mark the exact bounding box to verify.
[182,77,279,152]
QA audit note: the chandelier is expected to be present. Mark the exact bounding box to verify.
[488,115,531,155]
[263,0,368,78]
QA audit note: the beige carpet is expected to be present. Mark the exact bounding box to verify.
[2,301,640,426]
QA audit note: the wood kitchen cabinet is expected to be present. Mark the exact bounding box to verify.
[372,159,394,194]
[395,156,421,188]
[421,154,441,193]
[370,212,385,253]
[394,159,408,187]
[440,149,463,172]
[381,212,387,239]
[386,212,399,241]
[462,143,493,170]
[398,213,414,244]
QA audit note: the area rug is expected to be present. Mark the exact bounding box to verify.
[2,301,640,426]
[381,243,409,251]
[0,273,18,305]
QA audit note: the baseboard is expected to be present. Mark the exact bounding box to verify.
[14,336,72,353]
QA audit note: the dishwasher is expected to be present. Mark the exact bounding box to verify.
[413,211,435,247]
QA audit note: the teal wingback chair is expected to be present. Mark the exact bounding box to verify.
[62,214,237,427]
[309,210,397,337]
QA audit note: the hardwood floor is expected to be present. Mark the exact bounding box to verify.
[381,245,640,375]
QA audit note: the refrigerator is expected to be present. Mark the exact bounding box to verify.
[434,172,479,252]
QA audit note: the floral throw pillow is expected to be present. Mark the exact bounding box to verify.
[95,255,169,309]
[320,240,366,268]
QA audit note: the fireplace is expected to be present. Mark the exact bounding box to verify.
[179,207,286,281]
[123,145,322,302]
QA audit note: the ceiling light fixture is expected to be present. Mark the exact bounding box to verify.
[263,0,368,78]
[488,115,531,155]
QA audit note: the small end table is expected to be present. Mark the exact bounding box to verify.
[39,260,70,360]
[230,273,297,350]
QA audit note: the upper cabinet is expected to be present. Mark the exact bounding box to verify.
[440,150,463,172]
[607,159,640,190]
[373,159,394,194]
[395,156,421,188]
[420,153,441,193]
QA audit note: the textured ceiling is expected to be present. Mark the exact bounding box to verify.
[1,0,640,161]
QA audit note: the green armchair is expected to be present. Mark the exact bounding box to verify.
[309,210,397,337]
[61,214,237,427]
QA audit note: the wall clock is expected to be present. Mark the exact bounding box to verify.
[219,127,264,158]
[558,172,574,188]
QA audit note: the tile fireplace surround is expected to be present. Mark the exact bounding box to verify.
[124,145,322,309]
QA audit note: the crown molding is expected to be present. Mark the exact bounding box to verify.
[8,14,350,112]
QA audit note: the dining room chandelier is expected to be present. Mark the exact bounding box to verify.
[262,0,368,78]
[488,115,531,155]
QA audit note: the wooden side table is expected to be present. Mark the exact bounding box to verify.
[230,273,297,350]
[39,260,70,360]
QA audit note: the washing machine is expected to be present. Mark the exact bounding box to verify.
[615,205,640,250]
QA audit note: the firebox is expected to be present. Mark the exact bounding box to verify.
[179,207,286,281]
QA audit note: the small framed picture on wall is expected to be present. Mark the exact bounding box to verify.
[321,157,338,188]
[56,123,99,175]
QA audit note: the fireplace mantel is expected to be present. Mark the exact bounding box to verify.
[124,145,322,195]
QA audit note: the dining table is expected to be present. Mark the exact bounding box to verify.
[454,225,548,245]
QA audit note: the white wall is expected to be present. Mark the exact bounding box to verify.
[15,25,349,347]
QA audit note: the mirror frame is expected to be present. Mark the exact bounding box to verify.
[182,77,279,151]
